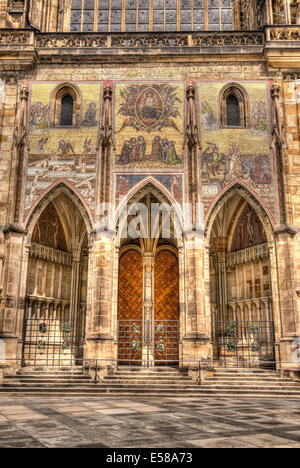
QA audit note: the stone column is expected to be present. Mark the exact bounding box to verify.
[69,260,81,324]
[274,228,300,369]
[284,0,292,22]
[0,226,27,363]
[182,233,211,365]
[142,253,155,365]
[214,237,228,323]
[85,234,115,363]
[267,0,274,23]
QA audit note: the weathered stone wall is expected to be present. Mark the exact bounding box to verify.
[0,9,298,370]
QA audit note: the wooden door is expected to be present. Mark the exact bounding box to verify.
[118,249,143,364]
[154,250,179,364]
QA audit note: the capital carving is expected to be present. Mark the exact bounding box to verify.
[103,85,112,101]
[186,84,195,101]
[271,82,281,100]
[19,85,29,101]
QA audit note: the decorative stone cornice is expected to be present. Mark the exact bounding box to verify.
[192,31,264,46]
[267,26,300,41]
[0,30,33,45]
[0,27,298,67]
[0,71,24,84]
[283,72,300,80]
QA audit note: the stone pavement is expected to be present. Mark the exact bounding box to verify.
[0,397,300,448]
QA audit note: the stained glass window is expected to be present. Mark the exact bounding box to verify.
[226,94,240,127]
[61,95,74,126]
[70,0,233,32]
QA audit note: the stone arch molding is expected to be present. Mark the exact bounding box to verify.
[116,176,184,223]
[116,178,184,249]
[219,82,250,128]
[49,82,82,128]
[24,181,94,248]
[205,182,275,246]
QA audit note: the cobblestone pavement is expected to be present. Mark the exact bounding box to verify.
[0,397,300,448]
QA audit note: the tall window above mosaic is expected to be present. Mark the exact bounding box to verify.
[70,0,233,32]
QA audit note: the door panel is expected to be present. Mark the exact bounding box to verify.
[118,249,143,364]
[154,250,179,363]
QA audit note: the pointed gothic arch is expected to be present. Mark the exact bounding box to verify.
[205,182,275,246]
[116,178,184,252]
[116,176,183,223]
[207,183,277,368]
[22,182,92,366]
[25,181,94,243]
[116,179,182,366]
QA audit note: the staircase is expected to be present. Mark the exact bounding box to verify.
[1,366,300,398]
[201,368,300,397]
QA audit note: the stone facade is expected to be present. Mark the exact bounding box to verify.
[0,0,299,377]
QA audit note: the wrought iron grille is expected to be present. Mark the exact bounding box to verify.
[226,94,240,127]
[60,94,73,126]
[117,319,179,366]
[22,315,85,366]
[212,320,275,368]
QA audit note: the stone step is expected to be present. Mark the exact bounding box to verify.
[204,379,296,386]
[4,378,92,384]
[3,381,300,393]
[211,373,278,379]
[16,372,86,378]
[18,367,84,372]
[120,372,185,374]
[206,375,293,381]
[7,374,90,379]
[2,382,199,390]
[1,391,300,398]
[103,377,193,385]
[1,386,300,397]
[214,367,276,375]
[104,374,191,379]
[200,384,300,390]
[0,386,200,393]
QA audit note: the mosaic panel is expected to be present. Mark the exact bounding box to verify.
[25,81,102,215]
[114,81,185,170]
[197,81,275,217]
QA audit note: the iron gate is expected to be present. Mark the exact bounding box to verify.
[212,320,275,368]
[22,316,85,366]
[118,320,179,366]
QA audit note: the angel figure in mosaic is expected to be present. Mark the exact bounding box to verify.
[57,140,75,158]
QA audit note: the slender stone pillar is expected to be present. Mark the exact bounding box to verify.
[142,253,155,366]
[0,226,27,362]
[85,235,115,362]
[274,228,300,368]
[182,234,212,365]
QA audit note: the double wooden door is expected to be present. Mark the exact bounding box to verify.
[118,249,179,365]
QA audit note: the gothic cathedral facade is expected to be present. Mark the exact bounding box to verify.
[0,0,299,377]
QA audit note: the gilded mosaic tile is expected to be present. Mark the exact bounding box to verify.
[114,81,185,171]
[197,81,276,218]
[25,81,102,216]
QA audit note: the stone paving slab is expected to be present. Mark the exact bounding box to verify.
[0,397,300,448]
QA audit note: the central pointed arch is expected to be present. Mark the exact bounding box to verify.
[116,179,182,367]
